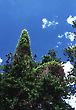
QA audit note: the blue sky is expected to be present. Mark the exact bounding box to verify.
[0,0,76,109]
[0,0,76,62]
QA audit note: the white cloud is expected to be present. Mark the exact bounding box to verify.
[68,43,73,46]
[67,15,76,25]
[57,41,62,45]
[62,61,73,77]
[58,34,64,38]
[62,61,76,109]
[42,18,48,29]
[48,21,58,27]
[56,41,62,48]
[62,60,75,109]
[65,95,76,110]
[56,45,59,48]
[0,58,3,65]
[63,61,76,109]
[42,18,58,29]
[64,32,75,42]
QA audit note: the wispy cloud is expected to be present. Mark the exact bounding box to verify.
[57,41,62,45]
[58,32,76,42]
[0,58,3,65]
[66,15,76,25]
[42,18,58,29]
[58,34,64,38]
[56,41,62,48]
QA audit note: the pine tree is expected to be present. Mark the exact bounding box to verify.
[64,21,76,95]
[0,29,74,110]
[12,29,33,77]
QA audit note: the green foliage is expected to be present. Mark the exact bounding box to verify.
[16,29,31,56]
[63,23,76,96]
[64,45,76,62]
[33,61,65,81]
[0,29,74,110]
[42,49,61,64]
[64,45,76,77]
[11,29,33,78]
[72,21,76,28]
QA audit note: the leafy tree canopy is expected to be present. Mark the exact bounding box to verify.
[0,29,75,110]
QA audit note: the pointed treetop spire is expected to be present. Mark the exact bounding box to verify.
[12,29,32,76]
[15,29,32,57]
